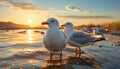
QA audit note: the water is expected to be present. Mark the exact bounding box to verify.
[0,29,120,69]
[0,29,45,69]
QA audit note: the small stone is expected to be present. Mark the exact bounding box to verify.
[99,45,103,48]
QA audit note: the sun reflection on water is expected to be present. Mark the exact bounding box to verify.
[27,29,33,43]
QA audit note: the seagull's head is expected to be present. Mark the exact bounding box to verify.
[41,18,59,28]
[61,22,73,29]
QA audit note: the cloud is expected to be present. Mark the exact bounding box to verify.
[0,0,47,11]
[58,15,113,19]
[65,5,92,14]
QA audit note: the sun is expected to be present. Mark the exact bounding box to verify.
[28,19,33,24]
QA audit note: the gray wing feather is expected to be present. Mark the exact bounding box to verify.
[61,31,67,39]
[96,30,103,35]
[73,32,90,37]
[70,32,96,44]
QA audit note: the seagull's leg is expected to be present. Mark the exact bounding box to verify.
[60,50,62,60]
[59,50,63,65]
[75,47,78,57]
[78,47,81,57]
[50,51,52,60]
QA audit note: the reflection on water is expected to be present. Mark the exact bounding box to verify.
[27,29,33,43]
[0,29,44,45]
[42,56,101,69]
[0,29,45,69]
[42,59,64,69]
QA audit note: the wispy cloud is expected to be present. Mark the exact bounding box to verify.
[65,5,92,14]
[0,0,47,11]
[58,15,113,19]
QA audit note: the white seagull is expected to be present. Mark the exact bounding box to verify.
[62,22,97,57]
[92,27,106,41]
[81,27,91,33]
[41,18,66,60]
[93,27,103,35]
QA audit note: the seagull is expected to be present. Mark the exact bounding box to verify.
[92,27,106,41]
[41,18,66,60]
[93,27,103,35]
[61,22,97,57]
[81,27,91,33]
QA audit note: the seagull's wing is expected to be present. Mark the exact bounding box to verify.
[69,32,96,44]
[95,30,103,35]
[73,31,91,37]
[60,31,67,39]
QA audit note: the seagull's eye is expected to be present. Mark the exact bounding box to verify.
[50,20,55,23]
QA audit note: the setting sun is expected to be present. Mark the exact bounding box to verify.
[28,19,33,24]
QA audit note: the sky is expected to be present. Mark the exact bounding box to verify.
[0,0,120,26]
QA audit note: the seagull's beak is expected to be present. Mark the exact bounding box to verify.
[61,24,66,27]
[41,22,48,25]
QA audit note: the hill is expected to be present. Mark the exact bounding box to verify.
[0,21,31,30]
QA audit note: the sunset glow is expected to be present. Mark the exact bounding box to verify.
[0,0,120,26]
[28,19,33,24]
[0,0,120,68]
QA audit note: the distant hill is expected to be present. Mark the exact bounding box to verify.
[0,21,31,30]
[0,21,48,30]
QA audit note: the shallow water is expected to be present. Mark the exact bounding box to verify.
[0,29,120,69]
